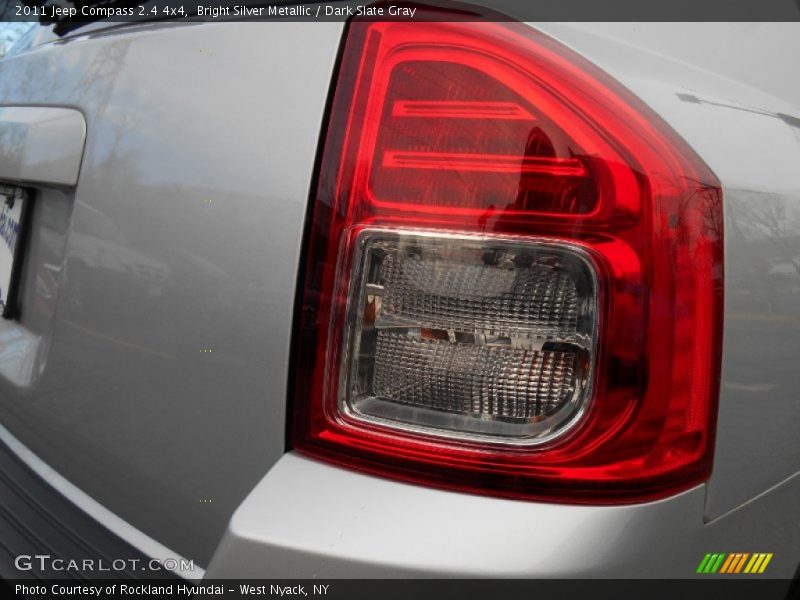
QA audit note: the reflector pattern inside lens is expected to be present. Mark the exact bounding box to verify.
[373,332,576,418]
[379,251,579,339]
[344,231,597,444]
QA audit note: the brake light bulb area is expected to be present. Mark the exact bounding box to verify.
[292,12,723,503]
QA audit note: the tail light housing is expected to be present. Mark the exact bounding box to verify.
[291,8,723,502]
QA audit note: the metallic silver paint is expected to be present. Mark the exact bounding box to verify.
[0,421,203,580]
[0,106,86,186]
[207,452,800,578]
[0,21,344,565]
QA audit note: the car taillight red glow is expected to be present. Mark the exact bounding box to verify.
[291,9,723,502]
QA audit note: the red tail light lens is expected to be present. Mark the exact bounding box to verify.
[292,11,723,502]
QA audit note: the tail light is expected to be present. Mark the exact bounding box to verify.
[291,8,723,502]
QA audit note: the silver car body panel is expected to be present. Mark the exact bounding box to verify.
[0,106,86,187]
[0,21,344,566]
[0,19,798,576]
[207,453,800,578]
[0,420,203,580]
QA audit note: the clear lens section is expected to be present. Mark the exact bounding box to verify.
[378,248,581,340]
[373,333,578,418]
[342,231,598,444]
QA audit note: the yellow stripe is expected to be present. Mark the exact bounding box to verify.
[758,553,773,574]
[720,554,736,573]
[748,554,765,573]
[744,553,761,573]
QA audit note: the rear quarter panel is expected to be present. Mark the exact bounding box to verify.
[0,21,343,565]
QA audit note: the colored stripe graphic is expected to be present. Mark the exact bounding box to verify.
[734,553,750,573]
[703,554,719,573]
[708,554,726,573]
[744,554,760,573]
[699,552,773,574]
[697,554,712,573]
[722,553,738,573]
[758,553,773,573]
[719,554,736,573]
[720,553,739,573]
